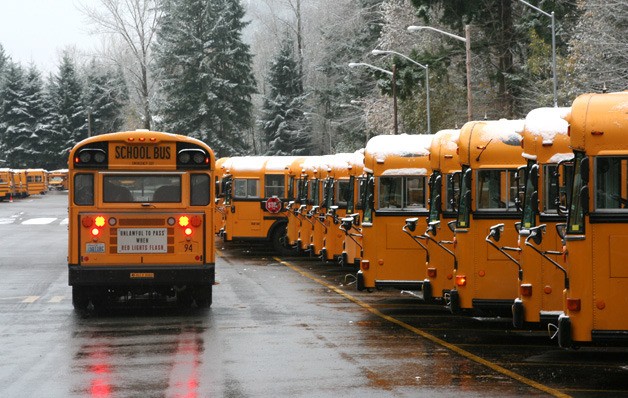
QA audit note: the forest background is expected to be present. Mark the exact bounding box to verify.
[0,0,626,169]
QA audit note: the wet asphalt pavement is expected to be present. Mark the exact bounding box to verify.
[0,192,627,397]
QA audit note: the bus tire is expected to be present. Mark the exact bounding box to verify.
[72,286,90,311]
[194,285,212,308]
[177,289,194,308]
[271,223,295,256]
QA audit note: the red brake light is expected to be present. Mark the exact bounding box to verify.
[455,275,466,287]
[82,216,93,228]
[567,298,581,312]
[191,216,202,227]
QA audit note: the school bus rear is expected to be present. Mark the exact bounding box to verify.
[558,91,628,347]
[451,120,525,315]
[0,168,14,200]
[68,131,215,309]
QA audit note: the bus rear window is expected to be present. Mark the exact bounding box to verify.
[103,174,181,203]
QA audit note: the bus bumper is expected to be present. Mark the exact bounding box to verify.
[68,264,215,286]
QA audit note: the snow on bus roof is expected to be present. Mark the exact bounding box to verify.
[264,156,300,172]
[365,134,433,162]
[524,107,570,143]
[326,152,365,170]
[434,129,460,153]
[300,154,336,173]
[225,156,268,172]
[476,119,525,146]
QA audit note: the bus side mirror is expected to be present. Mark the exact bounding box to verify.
[529,224,546,245]
[405,217,418,232]
[341,217,353,232]
[427,221,440,236]
[556,223,567,240]
[447,220,456,233]
[489,223,504,242]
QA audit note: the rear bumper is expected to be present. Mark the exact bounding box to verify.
[69,264,215,286]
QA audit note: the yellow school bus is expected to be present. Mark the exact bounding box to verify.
[213,157,230,235]
[285,157,312,250]
[507,107,573,328]
[13,169,29,198]
[556,91,628,347]
[314,152,365,263]
[356,134,434,292]
[26,168,48,195]
[221,156,297,253]
[419,129,461,303]
[450,119,525,315]
[48,169,69,191]
[0,168,14,201]
[67,130,215,310]
[340,152,366,268]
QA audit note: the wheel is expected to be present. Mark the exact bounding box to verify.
[72,286,90,311]
[271,224,296,256]
[193,285,212,308]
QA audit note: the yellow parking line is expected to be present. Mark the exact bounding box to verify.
[275,257,570,398]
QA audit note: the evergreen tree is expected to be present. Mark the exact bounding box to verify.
[22,65,53,167]
[154,0,257,157]
[0,62,32,168]
[83,60,129,135]
[49,53,86,160]
[259,36,311,156]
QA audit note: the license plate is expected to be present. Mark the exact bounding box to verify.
[86,243,105,253]
[130,272,155,279]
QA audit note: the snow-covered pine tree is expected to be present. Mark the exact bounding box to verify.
[22,65,53,168]
[154,0,257,158]
[259,36,311,156]
[0,62,33,168]
[83,60,129,135]
[48,54,87,161]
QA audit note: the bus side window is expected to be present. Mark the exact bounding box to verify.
[191,174,210,206]
[74,174,94,206]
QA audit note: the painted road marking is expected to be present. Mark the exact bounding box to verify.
[48,296,65,303]
[21,296,39,303]
[275,257,571,398]
[22,218,57,225]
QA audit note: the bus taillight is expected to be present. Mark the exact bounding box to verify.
[191,216,202,227]
[91,228,100,237]
[184,227,193,236]
[455,275,466,287]
[95,216,106,227]
[178,216,190,227]
[567,298,581,312]
[82,216,93,228]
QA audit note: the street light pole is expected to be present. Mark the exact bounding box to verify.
[372,49,431,134]
[518,0,558,107]
[407,24,473,121]
[348,62,398,134]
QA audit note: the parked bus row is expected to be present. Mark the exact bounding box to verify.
[0,168,68,201]
[215,91,628,349]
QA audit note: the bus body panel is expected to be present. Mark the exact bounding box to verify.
[561,91,628,346]
[359,134,433,290]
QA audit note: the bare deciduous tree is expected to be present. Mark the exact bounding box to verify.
[80,0,161,129]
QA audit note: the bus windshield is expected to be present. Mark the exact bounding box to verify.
[103,174,182,203]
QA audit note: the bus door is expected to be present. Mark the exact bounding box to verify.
[231,177,262,236]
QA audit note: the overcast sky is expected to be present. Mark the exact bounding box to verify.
[0,0,99,74]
